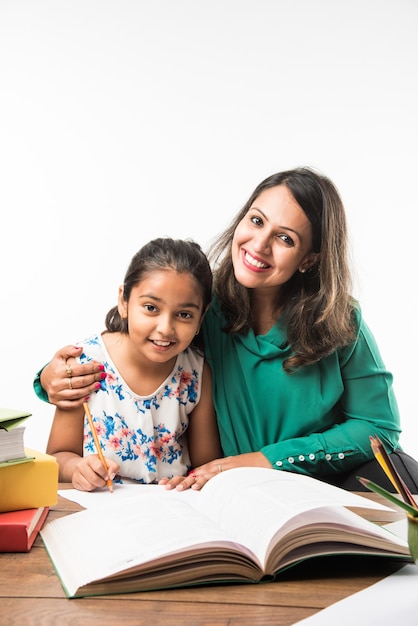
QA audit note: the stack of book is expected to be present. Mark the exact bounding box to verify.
[0,408,59,552]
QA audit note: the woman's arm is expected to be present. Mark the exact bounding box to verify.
[34,345,105,408]
[259,320,401,478]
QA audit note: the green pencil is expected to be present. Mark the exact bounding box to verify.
[357,476,418,517]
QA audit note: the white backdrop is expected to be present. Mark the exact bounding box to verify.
[1,0,417,459]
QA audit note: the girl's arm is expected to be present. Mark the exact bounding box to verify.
[187,362,222,467]
[46,406,119,491]
[159,361,223,491]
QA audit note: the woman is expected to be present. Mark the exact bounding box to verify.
[34,167,418,492]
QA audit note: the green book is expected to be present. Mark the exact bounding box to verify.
[0,408,32,431]
[0,408,32,464]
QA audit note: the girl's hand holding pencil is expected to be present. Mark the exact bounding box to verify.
[83,402,115,493]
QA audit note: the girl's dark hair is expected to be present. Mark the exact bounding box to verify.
[105,238,212,352]
[208,167,356,372]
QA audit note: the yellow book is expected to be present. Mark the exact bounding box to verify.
[0,448,58,513]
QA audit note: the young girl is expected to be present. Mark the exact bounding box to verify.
[46,238,221,491]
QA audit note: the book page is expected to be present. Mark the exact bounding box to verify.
[59,467,396,567]
[41,489,262,597]
[196,468,397,565]
[58,483,199,510]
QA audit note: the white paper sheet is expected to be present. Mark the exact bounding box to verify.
[58,483,198,509]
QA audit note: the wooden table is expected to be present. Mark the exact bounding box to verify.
[0,487,410,626]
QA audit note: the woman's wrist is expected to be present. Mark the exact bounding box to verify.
[33,365,50,403]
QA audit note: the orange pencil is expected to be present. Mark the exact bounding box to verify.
[83,402,113,493]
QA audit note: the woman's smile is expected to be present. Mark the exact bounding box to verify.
[242,249,271,271]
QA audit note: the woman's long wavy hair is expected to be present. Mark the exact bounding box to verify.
[105,238,213,353]
[207,167,357,372]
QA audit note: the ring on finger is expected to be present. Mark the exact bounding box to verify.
[67,377,73,390]
[218,464,223,473]
[66,363,72,377]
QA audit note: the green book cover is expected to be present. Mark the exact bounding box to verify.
[0,408,32,431]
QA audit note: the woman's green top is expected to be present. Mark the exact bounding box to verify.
[201,295,401,479]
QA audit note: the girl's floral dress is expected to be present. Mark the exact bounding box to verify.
[78,334,204,484]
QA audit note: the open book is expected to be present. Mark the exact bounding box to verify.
[41,467,411,598]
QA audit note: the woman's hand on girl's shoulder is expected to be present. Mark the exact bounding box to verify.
[40,345,106,408]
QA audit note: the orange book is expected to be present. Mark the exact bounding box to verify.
[0,506,49,552]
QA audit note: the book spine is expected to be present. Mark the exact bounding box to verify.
[0,508,49,552]
[0,525,31,552]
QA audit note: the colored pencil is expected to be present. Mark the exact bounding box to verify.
[83,402,113,493]
[369,435,417,508]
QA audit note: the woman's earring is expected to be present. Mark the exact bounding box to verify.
[299,267,306,274]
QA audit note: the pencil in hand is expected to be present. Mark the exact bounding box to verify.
[83,402,113,493]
